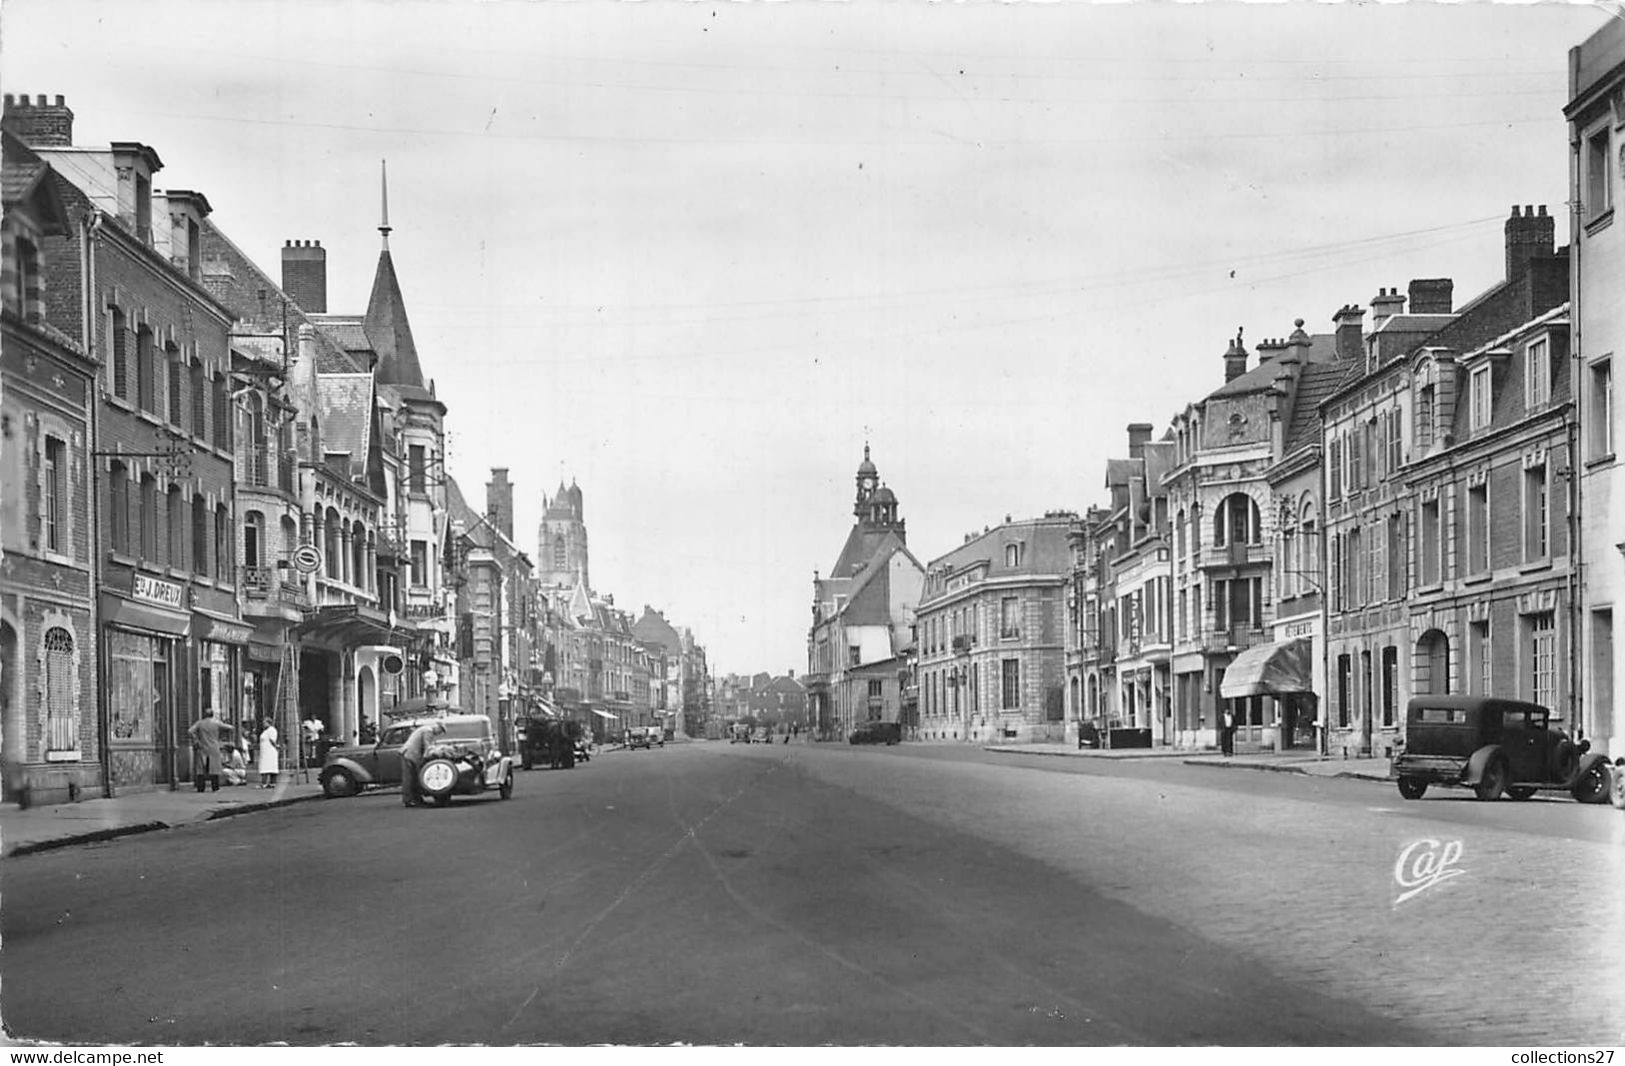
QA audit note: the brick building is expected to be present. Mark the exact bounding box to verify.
[1,130,100,804]
[7,96,250,791]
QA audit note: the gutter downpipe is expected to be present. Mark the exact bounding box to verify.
[82,208,114,798]
[1568,115,1586,745]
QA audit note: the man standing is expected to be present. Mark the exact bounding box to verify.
[1220,707,1236,757]
[400,719,446,807]
[188,708,235,792]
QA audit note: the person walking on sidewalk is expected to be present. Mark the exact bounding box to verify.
[1220,708,1236,757]
[188,709,235,792]
[400,720,446,807]
[257,719,281,788]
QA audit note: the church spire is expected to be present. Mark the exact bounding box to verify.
[379,159,392,250]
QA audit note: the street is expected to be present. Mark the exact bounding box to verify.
[3,742,1622,1046]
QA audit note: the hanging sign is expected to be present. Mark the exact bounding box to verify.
[291,544,322,574]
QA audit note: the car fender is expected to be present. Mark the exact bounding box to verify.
[1574,751,1611,785]
[483,756,513,787]
[1465,745,1503,785]
[321,755,379,785]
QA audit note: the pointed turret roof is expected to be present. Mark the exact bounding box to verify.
[364,246,426,391]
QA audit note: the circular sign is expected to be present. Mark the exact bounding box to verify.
[381,654,404,675]
[291,544,322,574]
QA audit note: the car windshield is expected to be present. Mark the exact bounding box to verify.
[441,722,490,742]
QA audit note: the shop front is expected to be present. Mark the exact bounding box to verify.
[1219,636,1316,752]
[186,611,254,776]
[101,582,190,791]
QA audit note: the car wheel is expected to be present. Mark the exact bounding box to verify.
[500,772,513,800]
[322,769,358,798]
[1474,758,1507,801]
[1506,786,1537,801]
[1397,776,1428,801]
[419,757,459,799]
[1610,763,1625,810]
[1570,760,1612,804]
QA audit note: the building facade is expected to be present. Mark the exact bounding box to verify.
[918,514,1072,744]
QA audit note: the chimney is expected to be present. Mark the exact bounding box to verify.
[1223,329,1248,383]
[1333,304,1366,362]
[1370,287,1406,328]
[1256,337,1290,364]
[282,240,328,313]
[1,94,74,147]
[1408,278,1454,315]
[1504,204,1555,284]
[1127,422,1153,459]
[486,468,514,540]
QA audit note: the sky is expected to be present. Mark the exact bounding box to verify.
[1,0,1615,678]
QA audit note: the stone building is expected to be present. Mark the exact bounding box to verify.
[1568,19,1625,757]
[806,447,922,741]
[918,514,1072,744]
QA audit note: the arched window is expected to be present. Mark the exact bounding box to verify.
[1214,493,1258,547]
[553,534,567,571]
[44,626,78,757]
[324,508,341,578]
[352,521,367,590]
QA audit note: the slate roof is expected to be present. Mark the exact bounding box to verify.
[926,517,1073,580]
[1282,359,1354,455]
[364,248,427,391]
[829,526,907,580]
[315,373,373,478]
[633,608,683,652]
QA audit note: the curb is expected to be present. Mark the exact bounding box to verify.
[983,746,1193,761]
[3,791,326,859]
[1183,758,1392,783]
[6,821,171,859]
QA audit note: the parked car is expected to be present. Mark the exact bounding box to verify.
[849,721,901,746]
[1390,696,1613,803]
[320,712,514,804]
[1076,723,1101,750]
[627,725,658,750]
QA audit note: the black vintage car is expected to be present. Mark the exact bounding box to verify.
[1391,696,1613,803]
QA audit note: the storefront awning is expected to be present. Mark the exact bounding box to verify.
[293,604,401,647]
[100,592,191,637]
[1220,637,1313,699]
[592,709,618,721]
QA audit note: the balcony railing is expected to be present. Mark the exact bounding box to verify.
[951,634,976,653]
[1201,542,1270,569]
[243,565,271,596]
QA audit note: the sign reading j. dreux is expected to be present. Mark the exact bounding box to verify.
[132,573,184,609]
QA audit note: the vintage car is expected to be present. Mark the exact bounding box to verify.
[320,711,514,804]
[849,721,902,746]
[1391,696,1613,803]
[1613,759,1625,810]
[627,725,663,750]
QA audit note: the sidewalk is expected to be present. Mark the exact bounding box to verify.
[985,742,1393,782]
[0,774,326,859]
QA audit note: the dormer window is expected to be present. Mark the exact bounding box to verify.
[1470,363,1493,430]
[1525,336,1551,409]
[1005,543,1022,567]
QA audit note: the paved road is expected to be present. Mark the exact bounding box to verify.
[3,742,1621,1046]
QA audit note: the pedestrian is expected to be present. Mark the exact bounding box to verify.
[1221,707,1236,757]
[221,746,249,786]
[257,718,281,788]
[400,719,446,807]
[187,708,235,792]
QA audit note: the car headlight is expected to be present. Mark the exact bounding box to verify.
[420,760,458,793]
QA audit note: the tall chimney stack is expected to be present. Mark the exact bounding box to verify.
[1222,329,1248,383]
[1504,204,1555,284]
[1333,305,1366,362]
[1,94,74,147]
[281,240,328,312]
[486,468,514,541]
[1408,278,1454,315]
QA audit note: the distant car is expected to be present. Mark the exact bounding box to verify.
[849,721,901,746]
[1077,723,1101,750]
[320,710,514,805]
[627,726,662,750]
[1391,696,1612,803]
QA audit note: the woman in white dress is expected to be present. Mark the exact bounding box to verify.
[257,719,281,788]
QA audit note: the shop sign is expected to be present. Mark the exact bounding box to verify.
[204,619,255,645]
[405,601,446,620]
[133,574,184,609]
